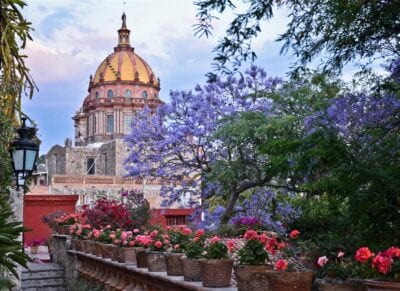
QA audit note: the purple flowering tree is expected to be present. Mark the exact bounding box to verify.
[124,66,283,220]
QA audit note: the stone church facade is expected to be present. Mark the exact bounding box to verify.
[44,14,172,209]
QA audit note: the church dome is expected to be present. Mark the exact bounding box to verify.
[90,12,159,89]
[93,50,159,87]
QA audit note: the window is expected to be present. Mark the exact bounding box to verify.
[107,89,114,99]
[87,158,95,175]
[124,89,132,98]
[166,215,187,226]
[142,90,148,99]
[124,115,132,134]
[95,91,99,99]
[107,114,114,133]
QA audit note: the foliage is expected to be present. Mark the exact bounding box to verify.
[84,198,131,230]
[26,238,44,247]
[0,196,31,288]
[194,0,400,76]
[69,224,91,240]
[0,0,36,121]
[185,230,206,259]
[41,210,66,230]
[167,226,192,253]
[204,235,228,259]
[237,230,270,265]
[121,189,151,229]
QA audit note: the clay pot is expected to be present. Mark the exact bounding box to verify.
[165,253,184,276]
[365,279,400,291]
[316,278,366,291]
[267,270,314,291]
[147,251,167,272]
[122,247,136,264]
[201,259,233,288]
[136,249,148,268]
[234,264,273,291]
[181,258,203,282]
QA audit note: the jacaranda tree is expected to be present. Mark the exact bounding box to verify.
[125,66,290,221]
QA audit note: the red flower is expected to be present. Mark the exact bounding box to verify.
[355,247,373,263]
[275,259,288,272]
[227,239,235,253]
[372,253,393,274]
[289,229,300,239]
[384,246,400,258]
[195,229,205,237]
[209,235,220,244]
[244,230,259,240]
[154,240,163,249]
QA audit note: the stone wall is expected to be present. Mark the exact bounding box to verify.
[52,235,77,291]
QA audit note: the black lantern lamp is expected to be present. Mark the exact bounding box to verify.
[10,117,39,190]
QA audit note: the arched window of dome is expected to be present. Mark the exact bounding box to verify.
[95,91,99,99]
[107,89,114,99]
[124,89,132,98]
[142,90,148,99]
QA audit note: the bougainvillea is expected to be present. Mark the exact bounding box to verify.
[84,198,131,229]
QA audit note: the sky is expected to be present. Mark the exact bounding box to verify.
[21,0,294,154]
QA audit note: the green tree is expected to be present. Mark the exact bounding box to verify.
[0,0,36,121]
[194,0,400,76]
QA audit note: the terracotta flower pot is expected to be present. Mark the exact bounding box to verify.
[181,258,203,282]
[101,244,113,259]
[366,279,400,291]
[110,245,120,261]
[165,253,184,276]
[147,251,167,272]
[267,270,314,291]
[30,246,39,254]
[136,249,148,268]
[94,242,102,257]
[234,264,273,291]
[201,259,233,287]
[122,247,137,265]
[316,277,366,291]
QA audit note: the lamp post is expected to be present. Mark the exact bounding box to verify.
[10,117,39,190]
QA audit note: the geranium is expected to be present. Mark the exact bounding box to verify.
[318,256,329,267]
[372,254,393,274]
[237,230,271,265]
[27,238,44,247]
[289,229,300,239]
[204,236,228,259]
[355,247,373,263]
[167,226,191,253]
[186,235,206,259]
[275,259,288,271]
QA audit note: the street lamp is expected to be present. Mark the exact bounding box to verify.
[10,117,39,190]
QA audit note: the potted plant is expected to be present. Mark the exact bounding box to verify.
[146,229,169,272]
[201,235,233,287]
[165,226,191,276]
[27,238,44,254]
[181,229,206,282]
[96,226,114,259]
[266,230,314,291]
[134,233,152,268]
[354,246,400,290]
[315,250,366,291]
[233,229,275,291]
[54,212,79,234]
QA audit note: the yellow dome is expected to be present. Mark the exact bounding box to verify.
[93,49,159,86]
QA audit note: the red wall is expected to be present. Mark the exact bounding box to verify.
[23,195,78,245]
[151,208,195,226]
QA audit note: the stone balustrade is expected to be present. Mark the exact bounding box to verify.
[52,175,164,186]
[52,235,237,291]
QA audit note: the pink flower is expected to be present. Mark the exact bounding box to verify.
[289,229,300,239]
[317,256,329,267]
[227,239,235,253]
[174,244,180,250]
[109,234,116,240]
[133,228,140,233]
[244,230,259,240]
[372,253,393,274]
[150,230,158,238]
[195,229,205,237]
[154,240,162,249]
[210,235,220,244]
[114,239,121,244]
[275,259,288,272]
[76,229,82,236]
[105,225,111,229]
[129,240,135,247]
[355,247,373,263]
[193,237,200,242]
[337,251,345,258]
[259,233,267,244]
[183,227,192,235]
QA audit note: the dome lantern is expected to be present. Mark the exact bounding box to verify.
[118,13,131,48]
